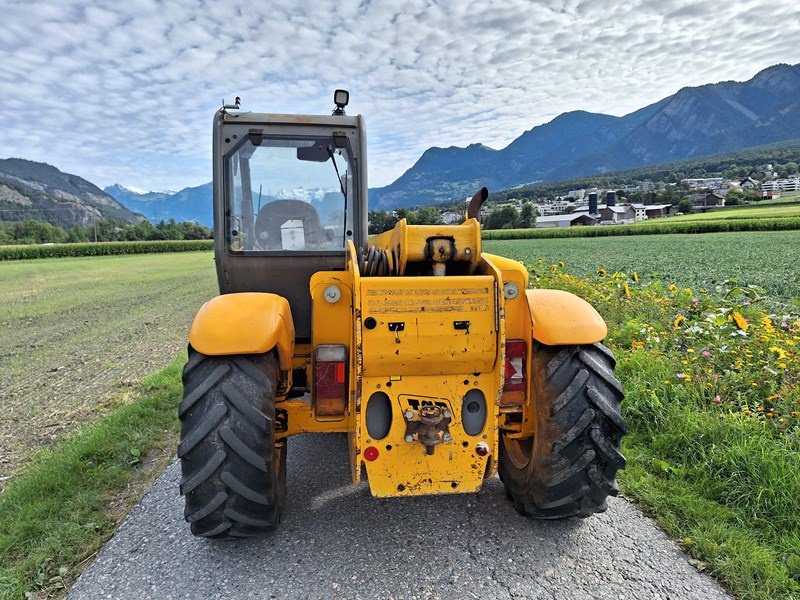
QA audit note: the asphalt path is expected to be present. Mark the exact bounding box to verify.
[68,434,731,600]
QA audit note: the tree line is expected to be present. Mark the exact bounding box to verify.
[0,218,212,245]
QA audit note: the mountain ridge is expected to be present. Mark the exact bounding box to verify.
[370,62,800,207]
[0,158,143,228]
[105,182,213,226]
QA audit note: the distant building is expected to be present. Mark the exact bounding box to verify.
[762,177,800,192]
[600,205,635,223]
[638,180,656,192]
[756,190,781,200]
[692,192,726,208]
[681,177,724,190]
[630,203,675,220]
[441,211,461,224]
[566,189,586,200]
[535,214,598,228]
[537,199,574,216]
[739,177,759,190]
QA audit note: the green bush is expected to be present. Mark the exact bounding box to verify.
[0,240,214,260]
[482,217,800,240]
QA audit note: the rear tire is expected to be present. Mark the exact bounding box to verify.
[499,342,626,519]
[178,348,286,539]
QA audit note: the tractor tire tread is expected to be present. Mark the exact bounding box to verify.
[500,342,626,520]
[179,349,286,540]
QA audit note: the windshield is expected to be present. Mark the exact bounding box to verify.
[225,136,354,252]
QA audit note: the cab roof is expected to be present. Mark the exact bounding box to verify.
[219,110,361,128]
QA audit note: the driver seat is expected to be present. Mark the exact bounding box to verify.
[255,199,330,250]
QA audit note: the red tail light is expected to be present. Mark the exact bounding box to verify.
[502,339,526,404]
[315,345,348,415]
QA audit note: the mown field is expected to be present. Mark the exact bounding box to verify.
[0,252,217,483]
[1,230,799,599]
[661,203,800,223]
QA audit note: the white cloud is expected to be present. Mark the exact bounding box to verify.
[0,0,798,191]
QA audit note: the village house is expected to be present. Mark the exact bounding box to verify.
[534,214,598,228]
[630,203,676,220]
[440,211,461,224]
[537,199,575,216]
[600,204,636,223]
[739,177,759,190]
[692,192,726,208]
[681,177,724,190]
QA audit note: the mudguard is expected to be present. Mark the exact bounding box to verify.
[189,292,294,370]
[525,289,607,346]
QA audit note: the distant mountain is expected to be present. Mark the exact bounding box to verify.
[370,63,800,208]
[0,158,143,228]
[105,182,213,226]
[103,184,174,205]
[106,184,347,228]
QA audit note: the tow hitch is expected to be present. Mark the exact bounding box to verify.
[403,405,451,455]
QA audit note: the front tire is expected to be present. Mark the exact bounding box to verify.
[178,349,286,538]
[500,342,626,519]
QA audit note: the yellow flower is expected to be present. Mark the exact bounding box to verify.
[669,284,677,292]
[632,272,639,282]
[769,346,788,360]
[623,283,631,298]
[597,268,607,277]
[673,315,685,328]
[733,311,748,331]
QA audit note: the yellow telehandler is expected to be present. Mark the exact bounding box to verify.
[178,91,626,538]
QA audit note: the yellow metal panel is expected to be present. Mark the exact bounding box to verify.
[526,289,607,345]
[275,399,351,438]
[359,275,498,376]
[482,252,529,287]
[189,292,294,370]
[359,373,497,496]
[310,271,354,347]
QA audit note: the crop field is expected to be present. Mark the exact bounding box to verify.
[485,230,800,308]
[0,252,217,483]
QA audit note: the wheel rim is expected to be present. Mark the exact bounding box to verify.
[502,433,533,470]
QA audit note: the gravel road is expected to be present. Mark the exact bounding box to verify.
[69,434,731,600]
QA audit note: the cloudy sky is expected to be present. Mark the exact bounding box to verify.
[1,0,799,192]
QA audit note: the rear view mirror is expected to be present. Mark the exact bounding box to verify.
[297,146,330,162]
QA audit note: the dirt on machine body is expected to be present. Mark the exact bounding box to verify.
[178,91,627,539]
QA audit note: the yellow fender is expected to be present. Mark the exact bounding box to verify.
[525,289,607,346]
[189,292,295,370]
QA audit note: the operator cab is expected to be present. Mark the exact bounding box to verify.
[212,91,369,339]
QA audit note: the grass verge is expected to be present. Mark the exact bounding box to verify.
[529,262,800,599]
[0,357,183,599]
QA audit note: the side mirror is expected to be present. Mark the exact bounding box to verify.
[297,146,330,162]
